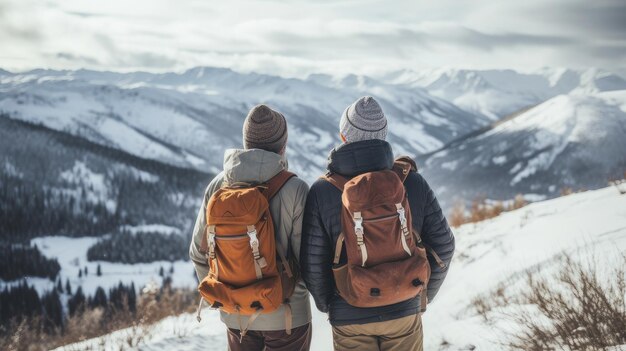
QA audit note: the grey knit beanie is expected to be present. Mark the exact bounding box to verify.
[243,104,288,154]
[339,96,387,142]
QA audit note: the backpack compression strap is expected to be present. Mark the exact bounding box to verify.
[322,173,349,191]
[392,156,418,183]
[265,170,298,278]
[264,169,298,335]
[264,170,297,200]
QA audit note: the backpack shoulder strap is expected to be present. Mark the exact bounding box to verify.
[264,170,297,200]
[392,156,418,183]
[322,173,350,191]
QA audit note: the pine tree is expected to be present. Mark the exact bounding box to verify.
[129,282,136,313]
[90,287,107,309]
[42,290,63,332]
[169,265,174,274]
[96,264,102,276]
[159,266,164,277]
[65,279,72,295]
[84,266,88,276]
[56,279,63,293]
[78,269,82,278]
[68,287,86,316]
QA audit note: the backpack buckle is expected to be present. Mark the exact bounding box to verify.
[396,204,407,226]
[247,225,259,245]
[247,225,265,279]
[353,212,364,235]
[247,225,261,259]
[207,225,216,259]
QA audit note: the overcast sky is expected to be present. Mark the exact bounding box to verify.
[1,0,625,77]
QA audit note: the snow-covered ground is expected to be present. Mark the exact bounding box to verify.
[55,184,626,350]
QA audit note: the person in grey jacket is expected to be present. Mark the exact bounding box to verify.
[189,104,312,351]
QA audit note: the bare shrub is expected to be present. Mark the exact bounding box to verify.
[510,194,527,210]
[449,194,529,227]
[0,286,197,351]
[507,254,626,350]
[471,295,492,322]
[470,282,514,322]
[469,197,490,223]
[449,201,467,227]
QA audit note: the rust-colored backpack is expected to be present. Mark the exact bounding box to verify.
[324,157,432,308]
[197,170,299,337]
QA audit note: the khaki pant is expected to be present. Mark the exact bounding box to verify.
[227,323,312,351]
[332,314,423,351]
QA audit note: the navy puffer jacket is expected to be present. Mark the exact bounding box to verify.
[300,139,455,326]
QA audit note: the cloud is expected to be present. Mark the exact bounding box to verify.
[55,52,100,65]
[529,0,626,40]
[0,1,42,41]
[0,0,624,76]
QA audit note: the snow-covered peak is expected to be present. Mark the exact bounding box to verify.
[380,67,626,119]
[419,89,626,205]
[572,68,626,94]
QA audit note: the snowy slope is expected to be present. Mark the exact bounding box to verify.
[0,236,197,297]
[418,90,626,205]
[382,68,626,120]
[56,185,626,350]
[0,68,488,181]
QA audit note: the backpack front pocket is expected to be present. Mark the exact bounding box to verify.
[332,246,430,308]
[198,274,282,315]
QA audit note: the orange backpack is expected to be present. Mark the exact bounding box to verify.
[197,171,299,337]
[325,157,443,309]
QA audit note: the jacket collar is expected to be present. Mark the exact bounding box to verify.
[327,139,394,178]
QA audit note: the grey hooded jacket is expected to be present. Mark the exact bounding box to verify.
[189,148,312,331]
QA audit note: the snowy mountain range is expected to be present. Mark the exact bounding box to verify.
[2,66,625,207]
[381,67,626,120]
[0,67,486,181]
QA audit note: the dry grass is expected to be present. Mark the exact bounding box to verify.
[449,194,528,227]
[506,254,626,351]
[0,286,197,351]
[450,171,626,228]
[471,253,626,351]
[470,282,512,322]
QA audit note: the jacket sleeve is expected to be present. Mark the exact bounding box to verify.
[189,173,224,282]
[417,174,455,304]
[300,182,333,313]
[288,180,310,263]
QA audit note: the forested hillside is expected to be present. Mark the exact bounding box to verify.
[0,115,212,243]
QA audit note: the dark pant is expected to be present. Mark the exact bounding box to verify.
[227,323,312,351]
